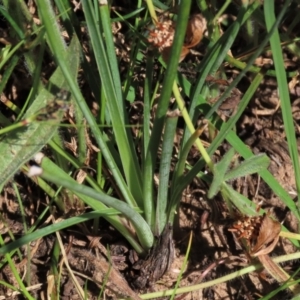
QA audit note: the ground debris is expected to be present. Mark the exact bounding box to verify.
[69,248,141,300]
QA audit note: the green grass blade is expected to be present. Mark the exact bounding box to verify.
[172,71,264,203]
[54,0,81,37]
[205,4,291,121]
[264,1,300,207]
[221,183,266,216]
[0,237,34,299]
[186,2,260,145]
[35,164,153,250]
[37,155,145,253]
[0,54,19,94]
[226,131,300,220]
[169,128,204,223]
[0,211,118,255]
[36,0,137,208]
[55,0,101,101]
[172,65,299,220]
[82,0,143,203]
[99,4,123,104]
[142,56,153,164]
[0,4,25,39]
[143,0,192,228]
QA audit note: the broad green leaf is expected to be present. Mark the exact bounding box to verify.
[0,36,80,186]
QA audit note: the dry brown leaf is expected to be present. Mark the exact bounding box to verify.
[184,14,206,49]
[250,214,281,257]
[161,45,190,63]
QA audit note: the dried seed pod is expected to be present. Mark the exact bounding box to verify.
[229,215,263,242]
[147,19,175,52]
[229,212,281,257]
[147,13,206,62]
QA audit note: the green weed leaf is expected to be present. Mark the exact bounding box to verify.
[208,148,235,199]
[0,36,80,187]
[221,183,259,216]
[224,154,270,181]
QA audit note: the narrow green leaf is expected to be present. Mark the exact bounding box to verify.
[221,183,262,216]
[38,156,145,253]
[36,159,154,250]
[186,1,260,146]
[36,0,138,209]
[156,116,178,235]
[143,0,192,228]
[169,127,204,223]
[0,211,118,255]
[82,1,143,203]
[174,71,264,205]
[264,1,300,206]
